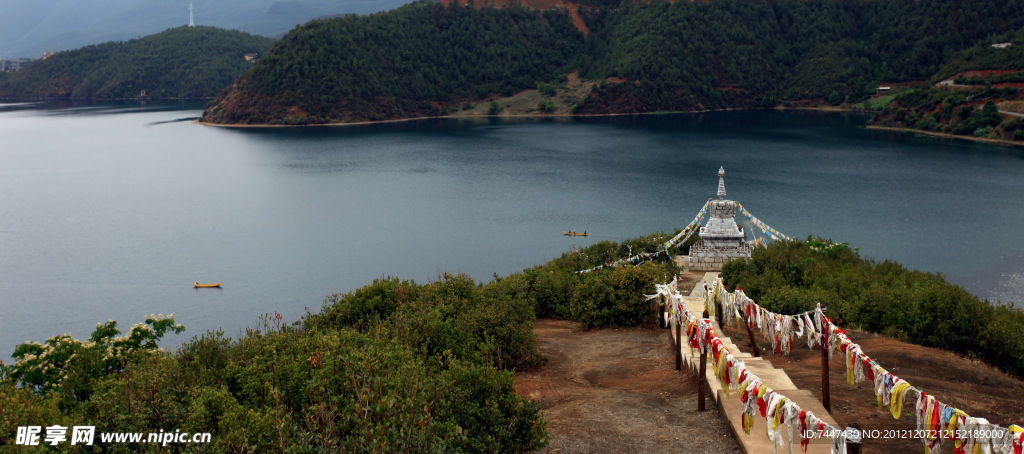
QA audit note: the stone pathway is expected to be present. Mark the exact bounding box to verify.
[999,109,1024,118]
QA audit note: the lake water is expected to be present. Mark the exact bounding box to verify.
[2,101,1023,357]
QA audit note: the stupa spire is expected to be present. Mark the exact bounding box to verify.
[717,166,727,199]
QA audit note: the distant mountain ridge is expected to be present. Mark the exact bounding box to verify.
[0,26,276,99]
[0,0,410,58]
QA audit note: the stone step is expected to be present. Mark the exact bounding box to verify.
[669,271,844,454]
[716,387,838,454]
[741,361,796,390]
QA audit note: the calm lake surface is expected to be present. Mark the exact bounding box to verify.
[2,101,1023,356]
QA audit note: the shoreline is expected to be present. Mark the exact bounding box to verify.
[195,107,1024,149]
[867,125,1024,149]
[193,105,854,128]
[0,96,213,102]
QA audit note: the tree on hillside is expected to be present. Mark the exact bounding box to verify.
[0,26,275,99]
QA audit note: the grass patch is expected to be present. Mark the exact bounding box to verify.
[852,93,898,110]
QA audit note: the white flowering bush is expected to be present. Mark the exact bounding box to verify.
[4,315,184,399]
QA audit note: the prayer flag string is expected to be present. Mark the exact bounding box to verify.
[647,280,852,453]
[703,277,1024,454]
[575,200,791,274]
[734,202,793,242]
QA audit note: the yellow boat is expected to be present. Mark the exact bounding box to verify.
[194,282,223,288]
[563,231,587,236]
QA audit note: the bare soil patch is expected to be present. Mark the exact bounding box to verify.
[719,323,1024,453]
[955,69,1024,78]
[564,3,590,36]
[1001,100,1024,113]
[515,319,741,453]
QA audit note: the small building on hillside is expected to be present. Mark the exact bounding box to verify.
[992,42,1013,49]
[0,58,34,72]
[687,167,751,271]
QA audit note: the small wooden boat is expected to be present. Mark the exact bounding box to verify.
[563,231,588,236]
[194,282,222,288]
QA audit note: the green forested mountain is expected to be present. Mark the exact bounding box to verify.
[0,26,276,99]
[202,3,583,124]
[201,0,1024,125]
[933,28,1024,82]
[0,0,410,58]
[575,0,1024,113]
[870,27,1024,143]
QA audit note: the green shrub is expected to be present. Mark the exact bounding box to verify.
[307,277,419,332]
[83,355,190,435]
[537,82,558,97]
[488,268,576,319]
[572,262,669,328]
[306,272,546,372]
[5,315,184,403]
[183,385,296,453]
[462,296,546,370]
[913,113,939,131]
[827,90,842,106]
[439,364,548,453]
[0,384,71,448]
[182,326,547,452]
[177,330,233,388]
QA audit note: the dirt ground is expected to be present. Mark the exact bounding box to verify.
[718,323,1024,453]
[1001,100,1024,114]
[514,319,741,453]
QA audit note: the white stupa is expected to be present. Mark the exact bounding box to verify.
[687,167,751,271]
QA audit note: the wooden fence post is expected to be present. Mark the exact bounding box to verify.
[675,316,683,371]
[821,334,831,412]
[738,286,760,357]
[714,298,724,328]
[743,316,761,357]
[846,423,862,454]
[659,302,668,329]
[697,309,709,411]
